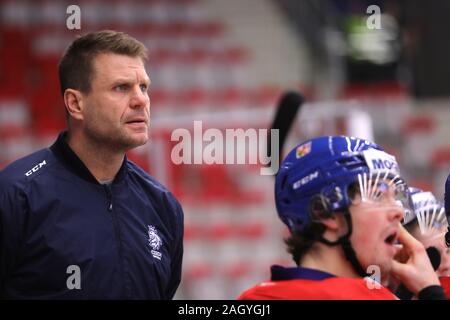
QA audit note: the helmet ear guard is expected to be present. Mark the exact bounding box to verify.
[308,183,350,222]
[308,194,333,221]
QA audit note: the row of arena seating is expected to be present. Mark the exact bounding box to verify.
[1,0,210,27]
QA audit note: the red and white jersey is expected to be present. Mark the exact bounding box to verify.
[238,277,397,300]
[238,265,397,300]
[440,276,450,299]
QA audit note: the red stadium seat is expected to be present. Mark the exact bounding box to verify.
[205,222,233,242]
[223,261,251,280]
[431,147,450,168]
[236,221,267,240]
[0,30,31,97]
[339,81,408,100]
[184,224,204,242]
[401,115,434,135]
[184,262,214,281]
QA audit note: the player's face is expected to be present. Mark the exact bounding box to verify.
[81,53,150,151]
[414,225,450,277]
[348,183,404,281]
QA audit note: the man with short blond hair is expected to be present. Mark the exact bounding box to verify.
[0,30,184,299]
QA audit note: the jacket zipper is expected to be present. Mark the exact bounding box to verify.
[104,184,128,298]
[105,185,113,211]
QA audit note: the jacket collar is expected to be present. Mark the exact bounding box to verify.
[50,131,128,184]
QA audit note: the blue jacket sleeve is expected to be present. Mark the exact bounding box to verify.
[0,183,28,292]
[165,196,184,299]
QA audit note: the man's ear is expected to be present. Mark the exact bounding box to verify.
[64,89,84,121]
[318,214,348,243]
[320,215,340,231]
[309,196,347,234]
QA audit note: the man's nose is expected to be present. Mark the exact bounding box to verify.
[130,86,149,109]
[387,203,404,222]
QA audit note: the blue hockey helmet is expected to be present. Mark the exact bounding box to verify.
[275,136,411,234]
[445,175,450,246]
[444,176,450,226]
[407,187,447,231]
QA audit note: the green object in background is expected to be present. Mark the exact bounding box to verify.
[344,14,399,65]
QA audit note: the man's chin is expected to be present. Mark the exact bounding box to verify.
[129,136,148,148]
[379,261,392,281]
[121,132,149,150]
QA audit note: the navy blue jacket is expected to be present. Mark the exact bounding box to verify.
[0,132,183,299]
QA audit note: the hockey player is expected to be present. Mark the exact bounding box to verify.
[404,188,450,277]
[239,136,446,299]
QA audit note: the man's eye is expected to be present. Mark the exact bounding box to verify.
[376,182,388,193]
[115,84,129,91]
[140,84,148,92]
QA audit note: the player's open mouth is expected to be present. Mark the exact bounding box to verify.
[384,231,398,245]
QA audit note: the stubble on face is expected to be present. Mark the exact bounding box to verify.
[81,53,151,152]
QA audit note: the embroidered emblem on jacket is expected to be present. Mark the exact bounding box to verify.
[148,225,162,260]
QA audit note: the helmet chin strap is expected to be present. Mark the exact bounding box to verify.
[318,209,368,278]
[446,226,450,247]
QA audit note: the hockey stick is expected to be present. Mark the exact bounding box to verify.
[267,91,304,172]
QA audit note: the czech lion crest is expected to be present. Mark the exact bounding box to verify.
[148,225,162,251]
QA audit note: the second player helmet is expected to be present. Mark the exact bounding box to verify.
[275,135,412,234]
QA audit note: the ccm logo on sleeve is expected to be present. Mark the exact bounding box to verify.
[25,160,47,176]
